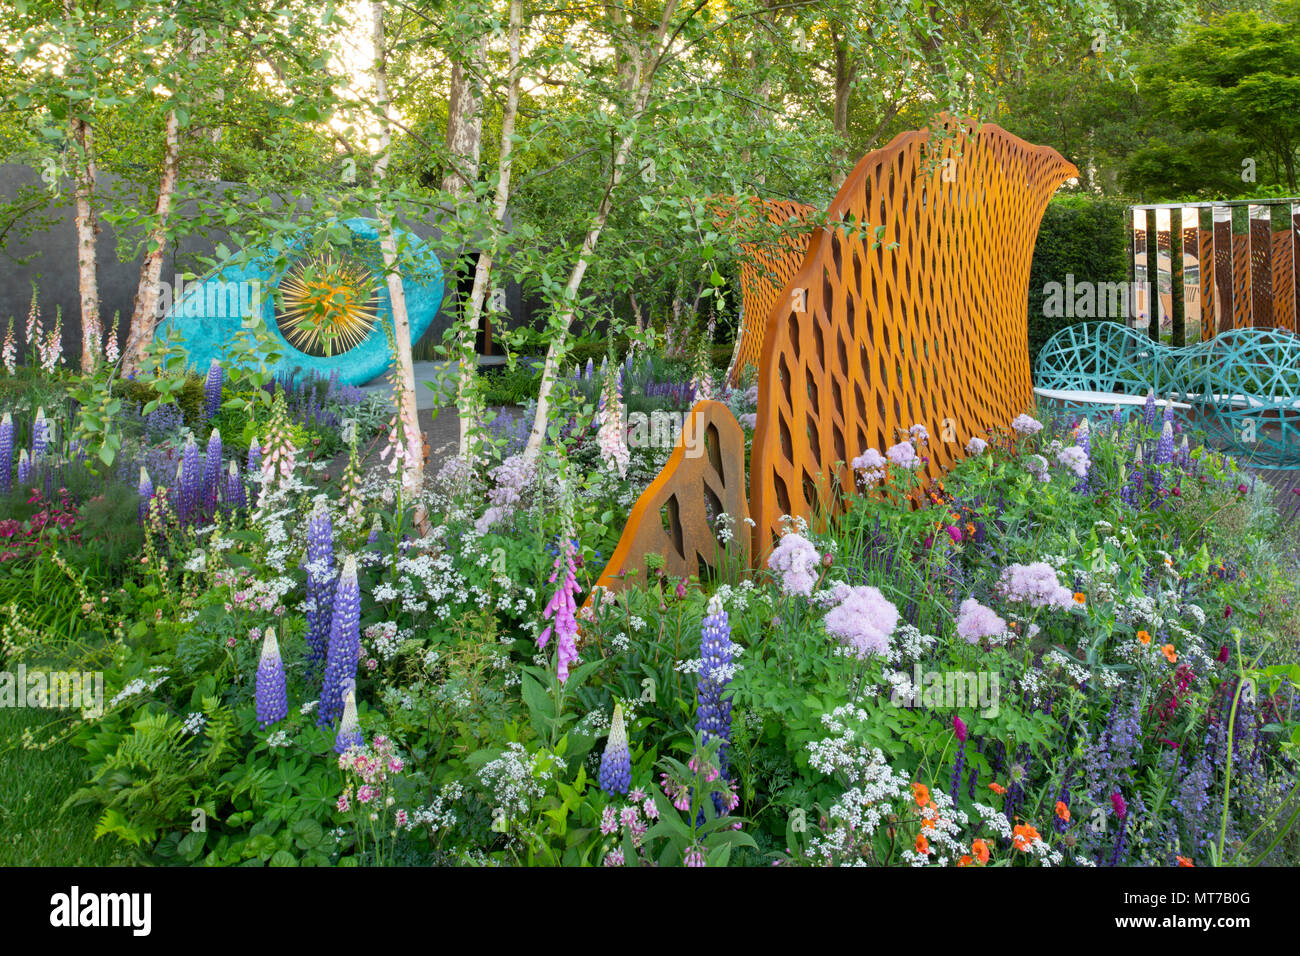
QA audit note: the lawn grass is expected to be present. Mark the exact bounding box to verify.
[0,706,124,866]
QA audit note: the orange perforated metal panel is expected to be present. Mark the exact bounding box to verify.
[589,400,750,596]
[589,120,1075,593]
[747,119,1076,555]
[728,199,818,387]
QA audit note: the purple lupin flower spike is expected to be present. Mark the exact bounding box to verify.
[138,466,154,523]
[319,555,360,727]
[224,460,245,511]
[202,428,223,516]
[1155,421,1175,466]
[334,684,364,754]
[304,506,335,668]
[1112,404,1123,425]
[0,412,12,494]
[1142,390,1157,429]
[179,435,201,526]
[16,449,30,487]
[246,440,261,477]
[584,358,594,380]
[201,359,223,423]
[696,595,736,777]
[255,627,288,728]
[31,407,48,460]
[598,703,631,796]
[1162,397,1174,424]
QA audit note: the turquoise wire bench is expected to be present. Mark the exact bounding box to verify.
[1034,322,1300,468]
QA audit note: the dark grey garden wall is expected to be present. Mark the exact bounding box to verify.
[0,162,528,372]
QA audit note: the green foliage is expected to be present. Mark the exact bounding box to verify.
[1027,197,1131,363]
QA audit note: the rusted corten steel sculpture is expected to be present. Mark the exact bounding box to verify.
[749,119,1076,554]
[726,198,818,387]
[589,120,1076,596]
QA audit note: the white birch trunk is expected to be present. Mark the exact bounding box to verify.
[456,0,523,459]
[371,0,424,503]
[122,107,181,373]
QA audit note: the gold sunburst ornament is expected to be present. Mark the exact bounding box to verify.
[276,252,379,357]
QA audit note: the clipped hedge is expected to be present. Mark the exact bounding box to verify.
[1027,195,1130,364]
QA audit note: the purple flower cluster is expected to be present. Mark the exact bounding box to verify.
[997,562,1073,609]
[304,507,336,668]
[0,413,12,494]
[319,556,361,727]
[599,703,632,796]
[822,582,899,658]
[696,596,737,774]
[255,627,288,728]
[202,359,224,424]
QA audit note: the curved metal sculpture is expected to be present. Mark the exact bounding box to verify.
[159,218,444,386]
[593,400,750,592]
[747,119,1076,554]
[590,120,1075,595]
[725,198,817,387]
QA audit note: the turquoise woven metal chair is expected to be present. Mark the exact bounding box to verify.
[1035,322,1300,468]
[1033,322,1192,414]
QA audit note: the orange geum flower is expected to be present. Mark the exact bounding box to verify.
[1177,856,1194,867]
[971,839,990,864]
[912,783,930,807]
[1137,629,1152,645]
[1012,824,1041,851]
[989,782,1007,795]
[1073,592,1086,604]
[1055,801,1070,822]
[958,855,973,867]
[1161,644,1178,663]
[915,834,931,855]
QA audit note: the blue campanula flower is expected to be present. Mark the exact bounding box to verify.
[319,555,360,727]
[598,703,632,796]
[255,627,288,728]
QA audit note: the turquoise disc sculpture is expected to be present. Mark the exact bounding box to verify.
[158,217,444,386]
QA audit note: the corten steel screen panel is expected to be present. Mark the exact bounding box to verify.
[588,121,1075,594]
